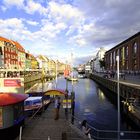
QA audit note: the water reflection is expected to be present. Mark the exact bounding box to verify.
[57,77,140,132]
[97,89,105,101]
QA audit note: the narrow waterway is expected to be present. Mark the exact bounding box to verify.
[56,76,140,132]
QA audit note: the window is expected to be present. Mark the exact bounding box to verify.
[0,47,3,55]
[126,61,128,70]
[121,47,125,66]
[113,51,116,64]
[134,59,137,64]
[133,42,137,54]
[117,49,119,56]
[126,46,128,56]
[110,53,112,66]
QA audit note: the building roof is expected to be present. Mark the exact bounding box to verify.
[44,89,68,96]
[0,36,15,45]
[13,41,25,52]
[0,93,28,106]
[105,32,140,54]
[37,55,46,61]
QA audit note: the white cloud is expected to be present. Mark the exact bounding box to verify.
[1,0,140,66]
[1,5,7,12]
[0,18,33,41]
[3,0,48,15]
[0,18,25,29]
[24,0,48,15]
[76,38,87,46]
[39,20,67,39]
[3,0,24,8]
[48,1,85,24]
[25,20,39,26]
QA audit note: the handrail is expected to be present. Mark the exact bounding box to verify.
[25,105,43,123]
[69,114,140,140]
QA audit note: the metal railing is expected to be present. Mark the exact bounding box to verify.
[69,115,140,140]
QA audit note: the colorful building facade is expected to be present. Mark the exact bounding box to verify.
[0,36,18,69]
[13,41,26,70]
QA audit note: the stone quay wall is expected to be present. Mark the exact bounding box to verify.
[90,73,140,99]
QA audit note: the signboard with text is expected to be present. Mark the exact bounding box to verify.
[62,99,71,109]
[0,78,24,94]
[4,79,21,87]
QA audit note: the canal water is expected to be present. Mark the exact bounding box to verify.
[56,76,140,132]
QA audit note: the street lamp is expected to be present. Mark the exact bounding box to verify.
[55,60,57,88]
[116,55,120,139]
[70,52,75,124]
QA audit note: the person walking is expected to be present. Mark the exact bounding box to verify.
[54,96,61,120]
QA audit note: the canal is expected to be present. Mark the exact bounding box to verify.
[56,76,140,132]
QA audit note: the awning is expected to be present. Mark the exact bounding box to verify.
[44,89,67,96]
[0,93,28,106]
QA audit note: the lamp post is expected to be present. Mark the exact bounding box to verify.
[70,52,75,124]
[55,60,57,88]
[116,55,120,139]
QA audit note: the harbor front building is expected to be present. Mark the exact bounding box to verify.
[104,32,140,74]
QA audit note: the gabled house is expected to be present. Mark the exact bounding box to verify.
[13,41,26,70]
[0,36,18,69]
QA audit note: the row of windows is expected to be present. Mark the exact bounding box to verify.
[5,47,17,53]
[5,53,18,59]
[5,60,18,65]
[108,42,138,64]
[108,58,138,70]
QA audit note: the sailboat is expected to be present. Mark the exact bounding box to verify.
[64,64,70,79]
[66,53,78,82]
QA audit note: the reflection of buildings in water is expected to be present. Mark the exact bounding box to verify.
[97,88,105,100]
[85,80,90,93]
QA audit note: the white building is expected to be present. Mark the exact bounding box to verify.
[36,55,49,72]
[93,47,106,72]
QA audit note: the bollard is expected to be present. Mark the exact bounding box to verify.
[62,132,67,140]
[48,136,50,140]
[19,126,22,140]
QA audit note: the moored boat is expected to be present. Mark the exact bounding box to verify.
[67,76,78,81]
[24,96,51,115]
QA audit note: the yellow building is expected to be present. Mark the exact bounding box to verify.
[30,54,38,69]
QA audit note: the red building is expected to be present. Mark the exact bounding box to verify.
[104,32,140,74]
[0,36,18,69]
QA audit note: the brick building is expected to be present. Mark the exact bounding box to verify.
[104,32,140,74]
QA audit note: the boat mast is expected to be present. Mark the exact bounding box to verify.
[71,52,74,92]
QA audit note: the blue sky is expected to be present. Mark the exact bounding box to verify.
[0,0,140,66]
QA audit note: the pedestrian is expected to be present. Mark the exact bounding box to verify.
[54,96,61,120]
[81,120,91,139]
[57,96,61,110]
